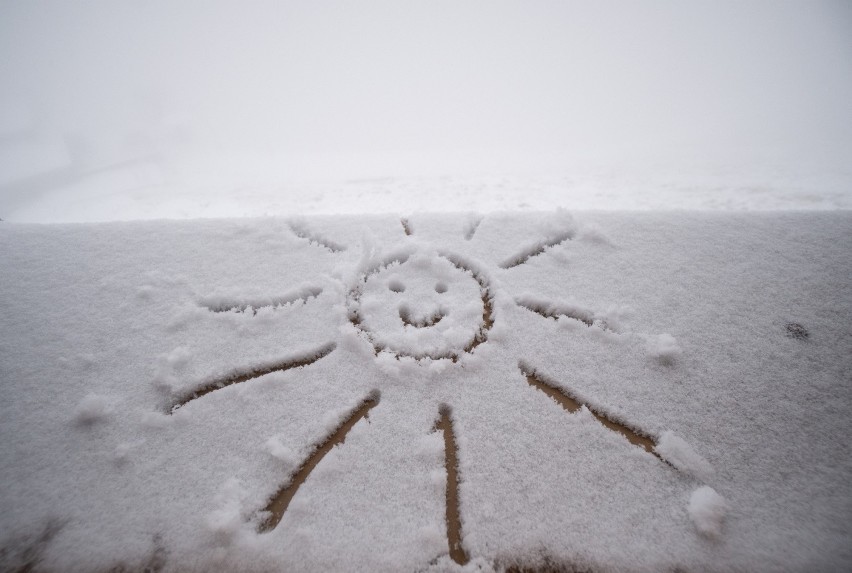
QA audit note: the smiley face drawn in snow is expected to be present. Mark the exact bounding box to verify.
[347,250,493,361]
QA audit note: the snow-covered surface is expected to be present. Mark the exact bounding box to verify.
[3,165,851,223]
[1,211,850,572]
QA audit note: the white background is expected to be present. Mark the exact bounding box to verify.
[1,0,851,220]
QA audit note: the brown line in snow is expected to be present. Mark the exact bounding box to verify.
[435,406,469,565]
[399,305,445,328]
[172,343,336,412]
[258,393,380,532]
[289,224,346,253]
[401,218,413,236]
[202,286,323,315]
[441,254,494,361]
[520,364,661,460]
[500,231,574,269]
[515,298,595,327]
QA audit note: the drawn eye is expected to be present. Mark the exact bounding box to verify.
[388,280,405,293]
[435,282,448,294]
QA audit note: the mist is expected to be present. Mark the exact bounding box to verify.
[1,0,851,219]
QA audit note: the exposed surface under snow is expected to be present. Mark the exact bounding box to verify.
[1,211,850,572]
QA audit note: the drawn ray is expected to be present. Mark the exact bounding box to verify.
[289,223,346,252]
[434,406,469,565]
[258,392,380,532]
[500,230,573,269]
[172,343,336,411]
[519,362,662,461]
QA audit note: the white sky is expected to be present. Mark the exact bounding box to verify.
[1,0,851,216]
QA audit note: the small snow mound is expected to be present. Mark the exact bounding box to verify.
[427,358,452,375]
[73,394,110,425]
[647,333,682,365]
[206,478,248,544]
[577,223,615,247]
[416,433,444,461]
[655,431,713,480]
[418,524,447,554]
[337,322,375,358]
[577,223,613,246]
[322,407,352,434]
[430,468,447,489]
[540,208,576,238]
[166,346,191,368]
[264,436,299,468]
[688,486,730,538]
[375,351,402,376]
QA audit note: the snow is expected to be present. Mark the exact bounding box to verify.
[206,478,251,543]
[264,437,299,469]
[688,486,730,539]
[72,394,111,425]
[1,211,851,571]
[646,333,683,366]
[655,431,714,481]
[3,167,850,224]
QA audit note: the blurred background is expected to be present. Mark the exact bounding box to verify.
[1,0,850,221]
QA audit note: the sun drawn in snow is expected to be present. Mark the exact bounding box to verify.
[170,215,710,567]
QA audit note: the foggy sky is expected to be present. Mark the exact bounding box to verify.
[1,0,851,182]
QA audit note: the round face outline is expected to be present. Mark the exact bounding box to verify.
[347,250,493,361]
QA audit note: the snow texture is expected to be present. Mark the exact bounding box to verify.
[1,211,851,572]
[689,486,730,538]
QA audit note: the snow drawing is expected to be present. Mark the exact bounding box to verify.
[167,215,714,566]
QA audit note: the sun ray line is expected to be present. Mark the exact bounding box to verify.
[288,223,346,253]
[434,405,469,565]
[171,343,336,412]
[519,363,663,461]
[514,296,595,327]
[200,286,323,315]
[258,391,380,532]
[500,231,574,269]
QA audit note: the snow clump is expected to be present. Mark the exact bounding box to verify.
[206,478,249,544]
[73,394,111,424]
[647,333,682,365]
[688,486,730,538]
[264,436,299,469]
[655,431,713,480]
